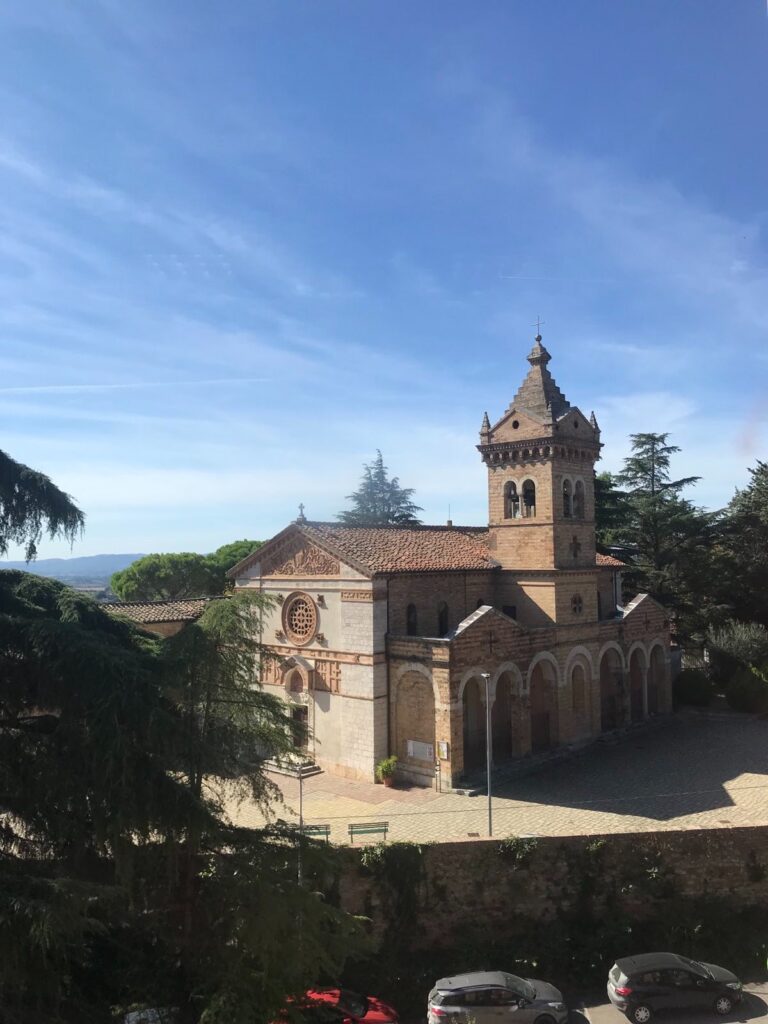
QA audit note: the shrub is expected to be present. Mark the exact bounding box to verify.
[673,668,714,707]
[375,755,398,781]
[707,621,768,688]
[724,667,768,714]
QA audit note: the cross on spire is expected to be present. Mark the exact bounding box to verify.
[297,502,306,522]
[532,315,545,339]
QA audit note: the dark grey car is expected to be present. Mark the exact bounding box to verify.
[607,953,743,1023]
[428,970,568,1024]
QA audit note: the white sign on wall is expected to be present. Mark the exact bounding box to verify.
[407,740,434,762]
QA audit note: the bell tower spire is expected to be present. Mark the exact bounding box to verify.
[477,333,603,622]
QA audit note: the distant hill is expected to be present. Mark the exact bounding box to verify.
[0,553,144,592]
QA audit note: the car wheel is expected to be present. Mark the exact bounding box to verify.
[629,1005,652,1024]
[714,996,733,1016]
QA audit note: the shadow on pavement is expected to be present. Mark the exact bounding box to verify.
[718,992,768,1022]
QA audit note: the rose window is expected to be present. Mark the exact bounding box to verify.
[283,593,318,645]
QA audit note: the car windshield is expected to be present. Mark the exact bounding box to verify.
[503,974,536,1001]
[337,991,368,1019]
[679,957,709,977]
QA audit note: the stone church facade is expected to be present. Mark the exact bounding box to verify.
[229,336,672,787]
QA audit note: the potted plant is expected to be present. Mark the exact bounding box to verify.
[375,755,398,787]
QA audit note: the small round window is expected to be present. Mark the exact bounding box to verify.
[512,419,520,429]
[282,592,318,645]
[571,594,584,615]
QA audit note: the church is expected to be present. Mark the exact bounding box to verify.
[228,335,672,787]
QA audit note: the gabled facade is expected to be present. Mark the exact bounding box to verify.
[230,335,672,786]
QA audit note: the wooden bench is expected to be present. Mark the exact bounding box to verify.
[348,821,389,844]
[302,824,331,843]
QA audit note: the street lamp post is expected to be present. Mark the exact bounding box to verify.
[480,671,493,837]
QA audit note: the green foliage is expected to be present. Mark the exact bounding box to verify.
[0,571,357,1022]
[707,621,768,687]
[359,842,426,931]
[594,471,630,549]
[606,433,718,641]
[337,451,422,526]
[714,462,768,628]
[374,755,398,781]
[110,540,261,601]
[497,835,539,867]
[673,668,714,707]
[724,666,768,714]
[0,448,84,560]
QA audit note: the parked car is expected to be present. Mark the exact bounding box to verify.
[607,953,743,1022]
[290,988,399,1024]
[428,970,568,1024]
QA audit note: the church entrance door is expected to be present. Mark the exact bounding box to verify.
[600,648,624,732]
[529,660,558,754]
[492,675,514,762]
[629,648,645,723]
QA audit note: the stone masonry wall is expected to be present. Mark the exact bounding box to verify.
[337,826,768,947]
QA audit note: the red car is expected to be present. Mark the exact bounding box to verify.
[295,989,399,1024]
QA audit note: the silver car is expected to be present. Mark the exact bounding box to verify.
[428,970,568,1024]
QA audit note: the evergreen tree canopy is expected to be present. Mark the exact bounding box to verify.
[714,461,768,627]
[611,433,718,640]
[0,573,358,1022]
[337,451,422,526]
[0,449,84,560]
[111,540,261,601]
[594,471,630,550]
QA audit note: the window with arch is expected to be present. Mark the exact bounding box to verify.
[563,479,572,518]
[437,601,449,635]
[504,480,520,519]
[288,669,304,693]
[522,480,536,518]
[571,663,586,711]
[406,603,418,636]
[574,479,585,519]
[571,594,584,615]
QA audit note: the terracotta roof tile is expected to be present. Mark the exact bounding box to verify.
[596,552,627,568]
[301,522,498,574]
[104,597,222,624]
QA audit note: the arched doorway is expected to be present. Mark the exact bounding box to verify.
[629,648,646,723]
[648,646,665,714]
[599,648,624,731]
[462,677,485,771]
[529,659,558,753]
[492,674,514,762]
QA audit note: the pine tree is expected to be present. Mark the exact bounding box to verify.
[337,450,423,525]
[714,461,768,627]
[613,433,718,640]
[0,448,84,559]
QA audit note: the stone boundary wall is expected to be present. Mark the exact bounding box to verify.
[337,826,768,945]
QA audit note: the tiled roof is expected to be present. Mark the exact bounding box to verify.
[596,552,627,568]
[301,522,498,574]
[104,597,222,624]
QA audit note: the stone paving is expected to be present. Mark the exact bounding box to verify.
[226,711,768,843]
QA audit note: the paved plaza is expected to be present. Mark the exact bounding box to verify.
[227,711,768,843]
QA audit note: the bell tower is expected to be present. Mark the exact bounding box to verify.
[478,335,602,621]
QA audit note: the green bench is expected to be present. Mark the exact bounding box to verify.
[302,824,331,843]
[348,821,389,844]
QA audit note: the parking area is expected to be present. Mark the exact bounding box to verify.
[227,711,768,842]
[581,984,768,1024]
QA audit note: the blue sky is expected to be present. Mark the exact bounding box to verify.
[1,0,766,558]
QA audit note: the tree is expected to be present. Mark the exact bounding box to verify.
[713,461,768,627]
[612,433,719,640]
[337,451,422,526]
[594,471,630,550]
[0,573,358,1023]
[111,540,262,602]
[0,448,84,559]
